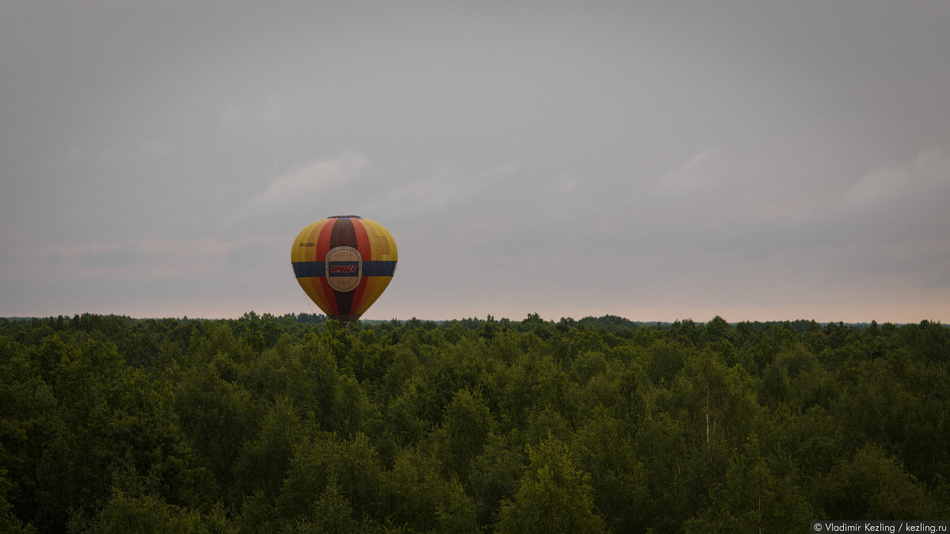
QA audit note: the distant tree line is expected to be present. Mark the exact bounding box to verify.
[1,312,948,533]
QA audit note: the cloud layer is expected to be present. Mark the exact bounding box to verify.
[2,2,949,322]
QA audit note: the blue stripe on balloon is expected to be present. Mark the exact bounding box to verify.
[292,261,397,278]
[292,262,323,278]
[363,261,397,276]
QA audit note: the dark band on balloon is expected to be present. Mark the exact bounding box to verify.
[328,218,357,314]
[329,216,357,249]
[292,261,397,278]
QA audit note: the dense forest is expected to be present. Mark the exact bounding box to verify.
[1,313,949,533]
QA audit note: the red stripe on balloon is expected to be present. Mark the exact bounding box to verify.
[349,218,370,314]
[316,218,335,260]
[352,218,372,258]
[351,277,369,315]
[318,277,339,315]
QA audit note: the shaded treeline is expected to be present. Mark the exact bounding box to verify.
[1,313,948,533]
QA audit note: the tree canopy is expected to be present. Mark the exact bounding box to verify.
[1,313,948,532]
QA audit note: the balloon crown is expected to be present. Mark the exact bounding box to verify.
[328,215,362,219]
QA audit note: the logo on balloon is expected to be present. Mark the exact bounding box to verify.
[325,246,362,292]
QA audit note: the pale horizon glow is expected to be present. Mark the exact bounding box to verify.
[2,2,949,324]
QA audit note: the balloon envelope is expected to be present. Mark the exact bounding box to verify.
[291,216,398,324]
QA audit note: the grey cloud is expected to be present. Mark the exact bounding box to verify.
[78,244,151,269]
[2,1,949,321]
[225,242,280,277]
[243,152,369,216]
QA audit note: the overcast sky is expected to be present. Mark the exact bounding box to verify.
[2,1,949,323]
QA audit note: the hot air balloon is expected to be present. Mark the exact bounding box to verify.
[291,216,398,326]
